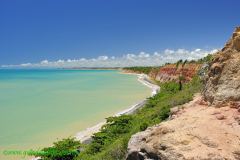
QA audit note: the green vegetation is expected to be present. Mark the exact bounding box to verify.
[182,60,188,67]
[177,54,214,64]
[36,74,203,160]
[176,59,183,68]
[123,66,158,74]
[124,54,214,75]
[178,75,185,90]
[198,54,214,63]
[35,138,81,160]
[77,76,202,160]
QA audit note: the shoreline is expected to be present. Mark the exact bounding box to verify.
[31,73,159,160]
[75,73,160,143]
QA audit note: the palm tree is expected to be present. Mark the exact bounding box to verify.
[182,60,188,67]
[176,59,183,69]
[178,75,185,90]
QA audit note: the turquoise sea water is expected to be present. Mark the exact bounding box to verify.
[0,69,150,154]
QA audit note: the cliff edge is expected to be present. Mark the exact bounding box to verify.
[203,27,240,105]
[126,27,240,160]
[149,63,201,83]
[127,95,240,160]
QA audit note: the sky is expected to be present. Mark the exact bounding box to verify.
[0,0,240,67]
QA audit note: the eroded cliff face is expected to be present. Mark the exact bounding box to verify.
[126,95,240,160]
[203,27,240,105]
[149,64,201,83]
[126,27,240,160]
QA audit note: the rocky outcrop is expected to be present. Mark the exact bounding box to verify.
[126,95,240,160]
[149,64,201,83]
[203,27,240,105]
[126,27,240,160]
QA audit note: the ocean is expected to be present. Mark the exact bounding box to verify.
[0,69,150,158]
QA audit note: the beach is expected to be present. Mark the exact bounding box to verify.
[31,73,159,160]
[0,69,152,160]
[75,73,160,143]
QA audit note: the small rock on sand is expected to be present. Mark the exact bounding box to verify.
[216,114,225,120]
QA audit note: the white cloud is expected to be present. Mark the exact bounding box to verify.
[138,52,150,58]
[1,48,218,68]
[195,48,201,52]
[57,59,64,63]
[20,63,32,66]
[97,56,108,60]
[126,54,136,60]
[40,60,49,64]
[210,49,218,54]
[79,58,86,61]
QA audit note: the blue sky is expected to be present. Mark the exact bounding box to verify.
[0,0,239,66]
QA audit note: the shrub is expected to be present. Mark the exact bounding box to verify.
[87,115,133,154]
[42,75,202,160]
[158,105,170,120]
[36,138,81,160]
[123,66,159,74]
[140,122,149,131]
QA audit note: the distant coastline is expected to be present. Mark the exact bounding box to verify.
[31,72,159,160]
[62,67,121,70]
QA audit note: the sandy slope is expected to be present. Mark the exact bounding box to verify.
[127,94,240,160]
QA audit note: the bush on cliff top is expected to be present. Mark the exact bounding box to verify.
[123,66,157,74]
[77,76,202,160]
[35,138,81,160]
[35,76,202,160]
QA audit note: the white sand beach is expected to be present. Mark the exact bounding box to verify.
[75,73,160,143]
[31,73,158,160]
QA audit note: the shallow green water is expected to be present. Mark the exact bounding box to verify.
[0,69,150,152]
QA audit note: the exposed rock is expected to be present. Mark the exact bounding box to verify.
[149,64,201,83]
[234,114,240,125]
[216,114,225,120]
[211,109,221,115]
[170,106,179,115]
[203,27,240,105]
[230,101,240,109]
[233,151,240,160]
[126,27,240,160]
[126,95,240,160]
[197,97,208,106]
